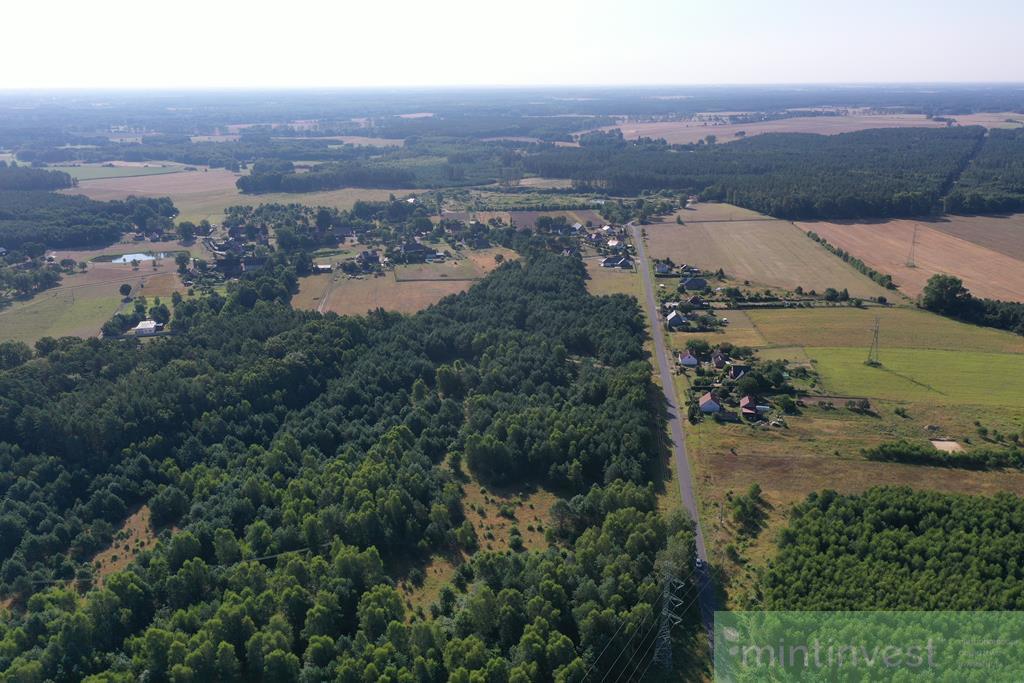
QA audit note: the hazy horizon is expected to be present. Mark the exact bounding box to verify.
[9,0,1023,89]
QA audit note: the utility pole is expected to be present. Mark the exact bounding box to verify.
[905,225,918,268]
[651,573,687,673]
[866,316,881,366]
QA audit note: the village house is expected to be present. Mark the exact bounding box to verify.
[711,351,728,369]
[727,364,750,381]
[666,310,688,330]
[654,262,674,277]
[315,263,333,273]
[699,392,721,414]
[682,276,708,291]
[678,351,699,367]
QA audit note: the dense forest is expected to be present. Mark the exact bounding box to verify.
[0,192,177,251]
[757,487,1024,610]
[524,127,985,218]
[0,255,696,681]
[944,127,1024,213]
[0,164,73,191]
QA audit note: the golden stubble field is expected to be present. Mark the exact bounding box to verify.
[645,209,890,299]
[62,168,420,224]
[801,219,1024,302]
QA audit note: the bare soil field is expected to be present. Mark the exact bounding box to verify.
[645,215,889,298]
[927,214,1024,261]
[802,220,1024,302]
[596,114,944,145]
[516,177,574,189]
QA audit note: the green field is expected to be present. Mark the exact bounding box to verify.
[809,346,1024,406]
[0,291,120,344]
[52,164,184,181]
[748,306,1024,353]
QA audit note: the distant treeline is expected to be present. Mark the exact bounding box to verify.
[524,127,985,218]
[944,127,1024,214]
[864,440,1024,470]
[0,163,73,191]
[0,191,177,250]
[237,160,414,194]
[805,231,897,289]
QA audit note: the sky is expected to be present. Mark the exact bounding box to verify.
[5,0,1023,88]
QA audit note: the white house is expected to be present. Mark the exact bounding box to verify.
[133,320,162,336]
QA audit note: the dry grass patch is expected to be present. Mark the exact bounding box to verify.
[801,219,1024,302]
[584,258,642,299]
[746,306,1024,353]
[669,309,767,349]
[461,480,557,554]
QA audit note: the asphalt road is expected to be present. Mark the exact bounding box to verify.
[629,223,717,638]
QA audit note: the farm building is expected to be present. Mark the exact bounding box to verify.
[740,395,770,419]
[315,264,333,273]
[666,310,689,330]
[698,392,721,414]
[678,351,699,367]
[132,320,162,337]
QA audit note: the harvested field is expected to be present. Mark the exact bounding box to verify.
[927,213,1024,261]
[516,177,574,189]
[596,114,944,145]
[950,112,1024,129]
[676,203,771,223]
[296,248,514,316]
[645,214,889,299]
[64,170,420,224]
[746,306,1024,354]
[508,209,605,229]
[808,346,1024,406]
[802,220,1024,301]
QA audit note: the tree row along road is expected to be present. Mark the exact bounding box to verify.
[628,222,718,639]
